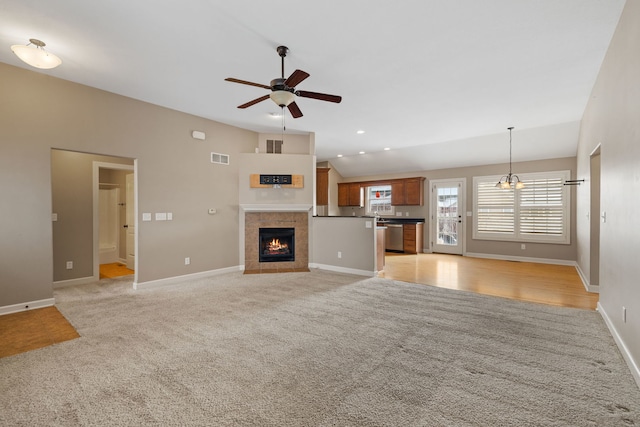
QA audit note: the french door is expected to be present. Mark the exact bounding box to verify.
[430,179,465,255]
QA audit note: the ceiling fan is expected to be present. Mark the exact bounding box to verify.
[225,45,342,118]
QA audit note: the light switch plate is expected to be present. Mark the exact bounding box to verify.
[156,212,167,221]
[142,213,152,221]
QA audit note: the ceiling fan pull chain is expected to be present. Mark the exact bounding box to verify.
[282,107,286,133]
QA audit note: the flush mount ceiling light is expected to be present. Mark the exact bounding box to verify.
[495,127,524,190]
[11,38,62,69]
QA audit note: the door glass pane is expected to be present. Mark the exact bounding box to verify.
[437,187,458,246]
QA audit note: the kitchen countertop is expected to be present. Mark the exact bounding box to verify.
[376,218,425,224]
[313,216,425,224]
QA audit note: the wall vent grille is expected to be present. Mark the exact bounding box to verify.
[266,140,283,154]
[211,152,230,165]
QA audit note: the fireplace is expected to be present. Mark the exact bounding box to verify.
[243,210,309,273]
[259,227,295,263]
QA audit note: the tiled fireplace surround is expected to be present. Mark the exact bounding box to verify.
[244,211,309,273]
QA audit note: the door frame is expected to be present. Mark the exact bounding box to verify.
[92,161,137,283]
[429,178,466,255]
[589,144,601,290]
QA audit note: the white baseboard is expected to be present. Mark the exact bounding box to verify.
[575,263,600,293]
[598,302,640,390]
[309,263,374,277]
[465,252,576,266]
[0,298,56,316]
[133,266,242,290]
[53,275,98,289]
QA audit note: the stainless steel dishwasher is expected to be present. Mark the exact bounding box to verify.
[385,224,404,252]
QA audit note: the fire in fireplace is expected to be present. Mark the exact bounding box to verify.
[259,227,295,262]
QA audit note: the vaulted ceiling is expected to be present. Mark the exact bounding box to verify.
[0,1,626,177]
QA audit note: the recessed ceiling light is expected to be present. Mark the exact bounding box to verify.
[356,130,365,134]
[384,147,390,151]
[269,112,282,118]
[359,151,365,155]
[337,154,343,158]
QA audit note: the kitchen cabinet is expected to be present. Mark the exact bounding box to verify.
[316,167,330,205]
[403,223,424,254]
[391,177,425,206]
[338,182,363,207]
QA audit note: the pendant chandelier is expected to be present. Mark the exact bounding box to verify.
[495,127,524,189]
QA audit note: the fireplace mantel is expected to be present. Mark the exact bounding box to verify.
[240,204,312,212]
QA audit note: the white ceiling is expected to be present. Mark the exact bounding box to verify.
[0,0,626,177]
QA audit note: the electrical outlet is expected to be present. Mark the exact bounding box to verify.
[337,251,342,259]
[521,244,526,250]
[66,261,73,270]
[184,257,190,265]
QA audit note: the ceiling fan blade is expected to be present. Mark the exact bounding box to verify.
[284,69,310,88]
[225,78,271,90]
[237,94,270,109]
[297,90,342,103]
[287,102,303,118]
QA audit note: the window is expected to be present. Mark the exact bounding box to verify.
[366,185,394,216]
[473,170,570,244]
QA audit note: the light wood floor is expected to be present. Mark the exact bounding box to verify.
[0,306,79,358]
[379,253,598,310]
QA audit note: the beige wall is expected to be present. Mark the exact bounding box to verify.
[311,217,376,274]
[0,62,257,306]
[336,156,577,262]
[258,133,312,154]
[576,0,640,380]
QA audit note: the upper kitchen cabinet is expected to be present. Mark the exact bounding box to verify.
[316,167,330,205]
[338,182,363,207]
[391,177,425,206]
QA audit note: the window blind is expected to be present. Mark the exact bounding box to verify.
[473,170,570,244]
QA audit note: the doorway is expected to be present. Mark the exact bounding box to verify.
[430,179,465,255]
[93,161,136,281]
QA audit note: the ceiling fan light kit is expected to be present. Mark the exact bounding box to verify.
[11,38,62,69]
[225,45,342,119]
[495,127,525,190]
[270,90,295,107]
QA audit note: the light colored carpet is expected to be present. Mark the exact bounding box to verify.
[0,270,638,426]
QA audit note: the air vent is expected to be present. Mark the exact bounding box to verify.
[211,152,230,165]
[266,139,283,154]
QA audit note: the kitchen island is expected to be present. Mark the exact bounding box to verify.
[311,216,387,275]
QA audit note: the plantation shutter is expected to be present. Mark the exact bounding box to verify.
[473,171,570,244]
[476,180,514,235]
[519,176,565,236]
